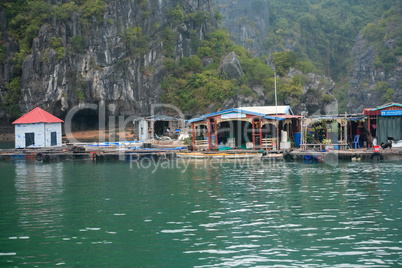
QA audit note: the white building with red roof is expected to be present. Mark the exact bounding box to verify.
[12,107,64,148]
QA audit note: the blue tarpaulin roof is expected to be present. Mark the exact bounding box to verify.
[188,106,293,123]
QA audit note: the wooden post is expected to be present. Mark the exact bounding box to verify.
[300,118,303,150]
[252,118,256,149]
[349,121,352,141]
[259,119,262,148]
[344,119,347,149]
[192,123,196,151]
[214,121,218,149]
[276,119,279,150]
[208,120,211,151]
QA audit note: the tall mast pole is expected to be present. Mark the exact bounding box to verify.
[274,66,278,116]
[274,66,279,150]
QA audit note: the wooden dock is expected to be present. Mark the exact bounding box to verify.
[0,146,180,162]
[1,146,401,163]
[263,148,402,162]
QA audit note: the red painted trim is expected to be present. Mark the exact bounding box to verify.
[252,118,256,148]
[259,120,262,147]
[211,115,221,120]
[204,113,265,120]
[208,120,211,151]
[214,121,218,149]
[363,104,402,115]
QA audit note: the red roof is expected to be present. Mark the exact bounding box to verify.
[12,107,64,124]
[363,103,402,115]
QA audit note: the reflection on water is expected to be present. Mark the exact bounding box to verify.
[0,161,401,267]
[14,162,64,233]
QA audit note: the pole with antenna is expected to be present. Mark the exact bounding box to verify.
[274,66,279,151]
[274,66,278,116]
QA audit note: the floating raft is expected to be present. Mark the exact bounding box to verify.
[262,149,402,162]
[0,151,91,162]
[0,146,183,162]
[1,147,401,163]
[96,150,177,162]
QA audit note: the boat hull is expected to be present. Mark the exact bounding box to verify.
[177,152,262,159]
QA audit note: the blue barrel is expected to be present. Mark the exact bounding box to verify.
[294,132,301,148]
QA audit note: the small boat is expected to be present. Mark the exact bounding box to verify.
[177,152,262,159]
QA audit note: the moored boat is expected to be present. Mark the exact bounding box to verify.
[177,151,262,159]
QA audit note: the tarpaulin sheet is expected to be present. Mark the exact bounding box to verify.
[377,116,402,144]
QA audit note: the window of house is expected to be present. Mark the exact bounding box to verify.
[51,132,57,146]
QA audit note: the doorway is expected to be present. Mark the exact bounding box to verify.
[25,133,35,147]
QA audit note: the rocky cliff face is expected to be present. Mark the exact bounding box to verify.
[348,33,402,113]
[218,52,336,115]
[290,70,336,116]
[215,0,269,56]
[0,0,217,124]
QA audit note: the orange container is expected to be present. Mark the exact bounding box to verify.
[374,145,380,152]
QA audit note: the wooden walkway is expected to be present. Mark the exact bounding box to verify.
[1,146,401,163]
[0,146,179,162]
[263,148,402,161]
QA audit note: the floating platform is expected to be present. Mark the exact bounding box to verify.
[0,146,182,162]
[262,148,402,162]
[1,146,401,163]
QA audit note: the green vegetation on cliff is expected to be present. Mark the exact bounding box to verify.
[361,3,402,74]
[162,30,240,113]
[1,0,399,120]
[0,0,106,118]
[262,0,399,113]
[265,0,395,81]
[161,30,318,113]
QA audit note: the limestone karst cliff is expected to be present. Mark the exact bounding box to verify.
[347,6,402,113]
[0,0,218,124]
[0,0,400,126]
[215,0,270,56]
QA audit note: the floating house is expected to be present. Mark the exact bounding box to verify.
[300,102,402,150]
[12,107,64,148]
[363,102,402,145]
[188,106,301,151]
[301,115,356,150]
[134,115,184,141]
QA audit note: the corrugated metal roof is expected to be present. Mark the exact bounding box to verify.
[371,102,402,111]
[363,103,402,115]
[188,106,293,123]
[238,106,293,115]
[12,107,64,124]
[264,114,301,121]
[188,108,238,123]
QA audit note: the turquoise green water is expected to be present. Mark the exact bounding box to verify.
[0,160,401,267]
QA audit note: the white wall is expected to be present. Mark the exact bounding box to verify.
[14,123,62,148]
[15,123,45,148]
[138,119,148,141]
[44,123,62,147]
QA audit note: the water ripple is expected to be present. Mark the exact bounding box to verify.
[0,161,400,267]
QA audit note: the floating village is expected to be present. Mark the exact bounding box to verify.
[0,102,401,163]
